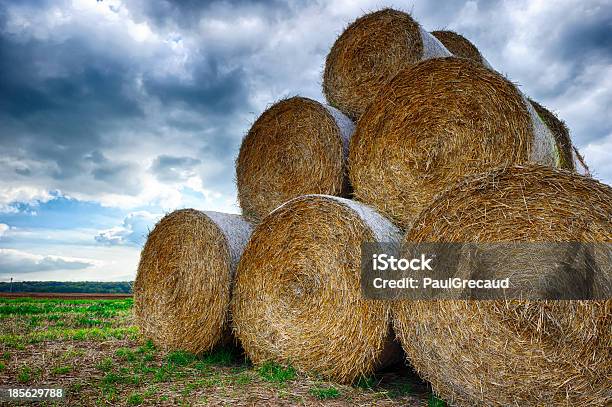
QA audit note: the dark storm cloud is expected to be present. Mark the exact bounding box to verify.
[554,14,612,62]
[127,0,298,29]
[151,155,202,182]
[89,152,142,195]
[0,0,254,206]
[0,34,144,186]
[143,59,248,114]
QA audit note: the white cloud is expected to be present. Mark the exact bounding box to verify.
[0,223,8,238]
[95,211,161,246]
[0,186,53,213]
[0,248,98,273]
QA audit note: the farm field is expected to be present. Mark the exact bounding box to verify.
[0,297,443,406]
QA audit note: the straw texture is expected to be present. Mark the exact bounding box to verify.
[349,57,558,229]
[323,8,450,120]
[393,165,611,406]
[134,209,252,354]
[232,195,402,383]
[236,96,354,223]
[431,30,492,68]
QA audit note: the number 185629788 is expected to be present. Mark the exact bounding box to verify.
[2,387,64,400]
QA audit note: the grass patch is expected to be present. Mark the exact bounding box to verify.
[230,372,252,385]
[166,350,196,366]
[17,366,34,383]
[310,386,340,399]
[0,298,133,316]
[102,372,124,385]
[115,347,137,362]
[0,297,441,405]
[96,357,114,372]
[153,365,173,383]
[51,365,72,375]
[28,316,41,327]
[0,326,139,348]
[127,393,144,406]
[258,361,296,383]
[75,316,110,328]
[428,394,447,407]
[201,346,237,366]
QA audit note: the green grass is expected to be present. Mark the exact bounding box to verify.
[310,386,340,399]
[51,365,72,375]
[17,366,34,383]
[127,393,144,406]
[0,298,133,316]
[116,347,137,362]
[166,350,196,366]
[96,357,114,372]
[258,361,296,383]
[201,346,238,366]
[230,372,252,385]
[75,316,111,328]
[428,394,447,407]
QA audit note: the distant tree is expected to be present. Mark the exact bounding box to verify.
[0,281,134,294]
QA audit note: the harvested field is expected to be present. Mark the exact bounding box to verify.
[0,297,441,406]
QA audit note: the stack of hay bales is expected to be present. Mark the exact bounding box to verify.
[134,6,608,406]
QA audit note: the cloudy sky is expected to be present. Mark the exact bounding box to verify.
[0,0,610,281]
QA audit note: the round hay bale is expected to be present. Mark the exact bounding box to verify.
[323,8,451,120]
[529,99,576,171]
[134,209,252,354]
[431,30,491,67]
[236,96,354,223]
[231,195,402,383]
[349,56,558,229]
[393,165,611,406]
